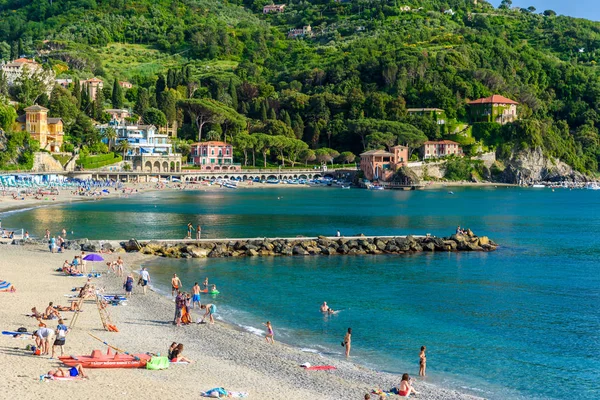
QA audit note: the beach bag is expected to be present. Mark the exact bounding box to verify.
[17,327,27,333]
[146,356,170,370]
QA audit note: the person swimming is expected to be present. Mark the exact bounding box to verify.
[320,301,335,314]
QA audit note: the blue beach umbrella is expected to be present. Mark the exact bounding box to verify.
[83,254,104,262]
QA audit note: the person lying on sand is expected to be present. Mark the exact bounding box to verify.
[53,302,79,312]
[46,364,87,379]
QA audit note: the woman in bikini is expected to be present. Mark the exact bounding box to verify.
[419,346,426,376]
[169,343,193,363]
[343,327,352,357]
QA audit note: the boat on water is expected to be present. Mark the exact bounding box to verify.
[369,185,384,190]
[341,185,351,189]
[531,184,545,188]
[59,349,151,368]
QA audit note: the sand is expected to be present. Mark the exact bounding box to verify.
[0,243,484,400]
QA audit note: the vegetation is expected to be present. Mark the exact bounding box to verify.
[0,0,599,173]
[76,152,122,169]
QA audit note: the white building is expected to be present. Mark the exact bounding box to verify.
[1,58,55,91]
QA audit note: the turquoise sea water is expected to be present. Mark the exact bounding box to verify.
[2,187,599,399]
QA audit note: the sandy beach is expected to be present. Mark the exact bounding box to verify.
[0,244,483,400]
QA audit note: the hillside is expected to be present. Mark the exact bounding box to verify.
[1,0,600,178]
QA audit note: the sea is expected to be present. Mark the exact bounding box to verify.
[1,186,599,399]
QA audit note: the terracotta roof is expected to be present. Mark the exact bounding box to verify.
[360,150,394,156]
[423,140,460,145]
[467,95,518,105]
[24,105,49,112]
[85,77,103,83]
[13,57,36,64]
[192,141,230,146]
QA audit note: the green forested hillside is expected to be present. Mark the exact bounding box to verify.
[1,0,600,174]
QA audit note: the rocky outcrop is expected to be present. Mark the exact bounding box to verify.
[499,147,587,184]
[114,233,498,259]
[32,152,64,172]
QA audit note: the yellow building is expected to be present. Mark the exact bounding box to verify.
[15,105,64,152]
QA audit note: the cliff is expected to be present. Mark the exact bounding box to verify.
[499,147,588,184]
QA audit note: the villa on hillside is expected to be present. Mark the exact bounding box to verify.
[119,81,133,89]
[190,141,240,171]
[105,109,132,124]
[80,77,104,100]
[1,58,41,85]
[97,121,181,172]
[288,25,312,38]
[359,145,408,181]
[14,105,64,152]
[407,108,446,125]
[467,95,518,125]
[420,140,462,159]
[263,4,285,13]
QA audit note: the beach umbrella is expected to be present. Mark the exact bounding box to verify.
[83,254,104,262]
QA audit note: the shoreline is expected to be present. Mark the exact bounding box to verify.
[0,244,484,400]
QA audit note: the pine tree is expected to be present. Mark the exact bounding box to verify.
[81,84,90,113]
[167,69,176,89]
[268,107,276,120]
[228,78,238,111]
[112,79,124,109]
[72,79,82,109]
[155,74,167,109]
[260,102,268,121]
[134,88,150,117]
[94,88,105,120]
[281,110,292,127]
[292,113,304,139]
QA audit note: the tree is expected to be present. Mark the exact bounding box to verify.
[69,113,98,147]
[93,88,105,121]
[367,131,396,150]
[299,148,316,166]
[135,88,150,117]
[206,130,221,141]
[48,86,79,128]
[156,74,167,109]
[499,0,512,8]
[72,79,81,109]
[315,148,333,165]
[543,10,556,16]
[271,135,292,166]
[291,113,304,139]
[177,99,230,142]
[143,108,167,127]
[253,133,273,167]
[234,133,257,166]
[285,138,309,167]
[161,89,178,124]
[102,126,117,150]
[111,79,123,108]
[116,139,130,157]
[228,78,238,111]
[338,151,356,165]
[0,102,17,132]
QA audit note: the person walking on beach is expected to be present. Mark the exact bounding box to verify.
[51,319,68,358]
[124,273,134,298]
[263,321,275,344]
[198,303,216,324]
[140,267,150,295]
[342,327,351,357]
[44,229,50,240]
[174,291,185,326]
[171,274,182,297]
[192,282,201,308]
[196,224,201,240]
[80,252,87,274]
[186,223,193,239]
[419,346,427,376]
[116,256,124,277]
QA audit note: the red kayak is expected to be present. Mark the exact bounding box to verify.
[59,349,151,368]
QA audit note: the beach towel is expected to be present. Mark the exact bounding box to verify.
[146,356,170,370]
[201,388,247,398]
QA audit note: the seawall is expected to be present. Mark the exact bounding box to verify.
[11,232,498,258]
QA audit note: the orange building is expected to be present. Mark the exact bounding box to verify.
[360,145,408,181]
[14,105,64,152]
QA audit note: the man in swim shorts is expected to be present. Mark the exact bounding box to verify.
[198,303,216,324]
[192,282,201,308]
[140,267,150,295]
[171,274,182,297]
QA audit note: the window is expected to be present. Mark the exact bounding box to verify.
[211,150,215,155]
[210,158,215,164]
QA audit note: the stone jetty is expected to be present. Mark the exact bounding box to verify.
[10,231,498,258]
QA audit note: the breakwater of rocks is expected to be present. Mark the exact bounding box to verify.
[9,232,498,258]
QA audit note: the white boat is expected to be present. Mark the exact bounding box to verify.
[369,185,384,190]
[266,179,280,184]
[531,184,545,188]
[341,185,351,189]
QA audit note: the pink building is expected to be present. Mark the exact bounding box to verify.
[190,141,240,171]
[421,140,462,159]
[360,145,409,181]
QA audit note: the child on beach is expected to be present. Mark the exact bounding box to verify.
[419,346,426,376]
[263,321,274,344]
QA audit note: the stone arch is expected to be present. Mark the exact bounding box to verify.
[176,161,180,172]
[313,173,321,178]
[217,175,223,179]
[144,161,152,172]
[260,175,266,180]
[224,175,229,179]
[243,175,248,180]
[229,166,236,170]
[299,174,307,179]
[133,159,142,171]
[324,173,334,179]
[170,161,175,172]
[293,174,298,178]
[267,175,277,180]
[213,166,220,171]
[162,161,169,172]
[205,166,211,170]
[153,161,161,173]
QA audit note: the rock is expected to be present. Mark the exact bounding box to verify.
[443,240,458,251]
[122,239,142,252]
[101,242,114,251]
[375,239,387,251]
[81,241,99,252]
[187,246,210,258]
[114,247,126,253]
[424,242,436,251]
[140,246,155,255]
[246,249,259,256]
[478,236,490,246]
[292,246,308,255]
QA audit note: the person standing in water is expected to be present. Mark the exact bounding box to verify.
[263,321,274,344]
[140,267,150,295]
[198,303,217,324]
[203,277,209,290]
[171,274,182,297]
[191,282,201,308]
[419,346,427,376]
[343,327,352,357]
